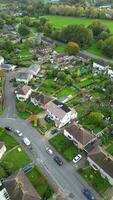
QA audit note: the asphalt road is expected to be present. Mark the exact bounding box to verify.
[0,72,102,200]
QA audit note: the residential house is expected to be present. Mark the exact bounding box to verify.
[0,181,11,200]
[31,92,52,108]
[3,169,41,200]
[92,60,109,74]
[16,85,32,101]
[27,64,41,76]
[45,99,77,128]
[64,122,96,150]
[3,24,16,34]
[0,142,6,159]
[88,145,113,185]
[108,69,113,79]
[0,56,4,65]
[0,64,16,71]
[76,52,91,64]
[16,72,33,84]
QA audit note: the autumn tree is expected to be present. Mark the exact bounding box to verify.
[66,41,79,55]
[29,114,38,127]
[0,70,5,79]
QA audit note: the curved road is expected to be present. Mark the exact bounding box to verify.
[0,72,102,200]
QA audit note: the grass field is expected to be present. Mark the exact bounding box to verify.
[3,146,31,172]
[79,167,111,195]
[49,133,79,161]
[27,167,53,198]
[44,15,113,33]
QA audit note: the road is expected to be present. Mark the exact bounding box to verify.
[82,50,113,64]
[0,72,102,200]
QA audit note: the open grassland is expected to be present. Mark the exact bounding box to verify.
[44,15,113,33]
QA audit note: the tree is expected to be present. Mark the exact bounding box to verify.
[88,111,104,126]
[0,18,4,29]
[66,41,79,55]
[57,71,66,82]
[23,16,30,26]
[18,24,30,38]
[0,70,5,79]
[3,40,14,53]
[25,38,35,48]
[60,24,93,47]
[89,20,110,38]
[97,39,104,50]
[102,36,113,57]
[29,114,38,127]
[44,21,53,36]
[66,74,73,85]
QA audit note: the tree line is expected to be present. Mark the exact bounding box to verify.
[48,4,113,20]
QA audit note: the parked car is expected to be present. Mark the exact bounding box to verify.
[51,128,58,135]
[82,188,96,200]
[14,129,23,137]
[45,115,51,123]
[46,147,53,156]
[53,155,63,166]
[5,126,13,132]
[73,154,82,164]
[22,137,32,149]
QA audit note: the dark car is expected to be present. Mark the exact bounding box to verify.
[82,189,96,200]
[53,155,63,166]
[5,126,13,132]
[45,115,51,123]
[51,128,58,135]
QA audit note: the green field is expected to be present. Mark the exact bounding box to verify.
[44,15,113,33]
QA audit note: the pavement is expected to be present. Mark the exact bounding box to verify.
[0,71,102,200]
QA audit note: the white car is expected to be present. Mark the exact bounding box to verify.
[73,154,82,164]
[15,129,23,137]
[46,147,53,156]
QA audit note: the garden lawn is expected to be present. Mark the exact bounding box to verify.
[43,15,113,33]
[0,128,18,150]
[16,101,44,120]
[27,167,53,198]
[3,146,31,172]
[56,87,78,98]
[79,167,111,196]
[39,78,60,95]
[49,133,79,161]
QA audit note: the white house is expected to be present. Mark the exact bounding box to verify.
[88,145,113,185]
[93,61,109,74]
[27,64,41,76]
[0,64,16,71]
[108,69,113,79]
[0,142,6,159]
[16,85,32,101]
[45,99,77,128]
[16,72,33,84]
[64,122,96,150]
[0,56,4,65]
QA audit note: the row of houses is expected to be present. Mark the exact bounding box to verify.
[63,121,113,186]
